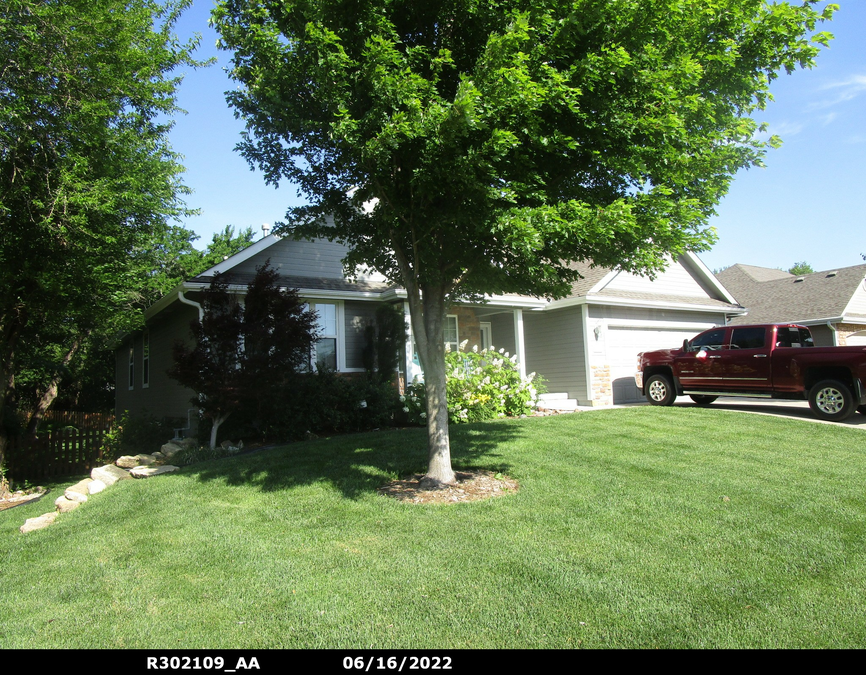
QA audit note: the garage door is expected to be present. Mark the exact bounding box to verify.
[846,331,866,346]
[605,327,702,403]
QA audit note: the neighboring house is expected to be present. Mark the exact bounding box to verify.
[716,263,866,347]
[117,233,745,424]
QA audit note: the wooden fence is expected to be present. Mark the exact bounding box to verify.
[6,412,114,483]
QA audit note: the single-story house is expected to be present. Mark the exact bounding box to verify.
[716,263,866,347]
[117,233,745,424]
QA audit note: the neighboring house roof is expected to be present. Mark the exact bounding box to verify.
[716,263,866,325]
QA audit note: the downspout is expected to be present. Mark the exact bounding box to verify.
[174,291,204,440]
[827,322,838,347]
[178,291,204,322]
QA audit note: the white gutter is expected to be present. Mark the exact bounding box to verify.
[546,294,747,315]
[178,291,204,322]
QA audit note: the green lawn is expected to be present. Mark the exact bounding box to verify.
[1,407,864,649]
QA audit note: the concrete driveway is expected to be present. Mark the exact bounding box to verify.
[580,397,866,428]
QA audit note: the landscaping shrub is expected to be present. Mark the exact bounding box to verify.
[251,370,401,441]
[402,342,543,424]
[100,411,182,460]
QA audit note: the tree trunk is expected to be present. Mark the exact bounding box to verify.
[210,412,230,450]
[23,337,83,447]
[407,285,456,486]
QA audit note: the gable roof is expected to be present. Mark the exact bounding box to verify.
[148,232,742,320]
[716,263,866,325]
[549,252,744,314]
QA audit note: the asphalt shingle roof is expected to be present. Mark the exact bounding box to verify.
[716,263,866,324]
[191,272,396,294]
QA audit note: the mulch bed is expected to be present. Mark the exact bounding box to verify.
[377,470,519,504]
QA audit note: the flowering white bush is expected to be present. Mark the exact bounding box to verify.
[402,344,544,424]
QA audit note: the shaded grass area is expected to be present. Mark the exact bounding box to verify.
[1,408,864,648]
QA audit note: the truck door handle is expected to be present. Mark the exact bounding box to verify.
[708,355,721,359]
[753,354,768,358]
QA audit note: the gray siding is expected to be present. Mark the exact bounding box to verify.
[116,303,199,422]
[810,324,835,347]
[523,307,587,403]
[603,259,709,298]
[231,238,352,279]
[488,312,516,354]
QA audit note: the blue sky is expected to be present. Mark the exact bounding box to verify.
[169,1,865,274]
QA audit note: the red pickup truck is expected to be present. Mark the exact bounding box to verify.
[636,324,866,421]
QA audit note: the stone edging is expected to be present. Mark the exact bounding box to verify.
[18,438,191,534]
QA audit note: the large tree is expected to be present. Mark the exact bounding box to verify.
[213,0,834,485]
[0,0,200,492]
[8,223,258,439]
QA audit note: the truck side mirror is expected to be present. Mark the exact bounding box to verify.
[682,339,691,353]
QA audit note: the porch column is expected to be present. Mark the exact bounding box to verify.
[513,308,526,378]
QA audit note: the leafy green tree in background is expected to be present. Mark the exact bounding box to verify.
[0,0,201,493]
[9,224,257,442]
[788,261,815,276]
[213,0,835,485]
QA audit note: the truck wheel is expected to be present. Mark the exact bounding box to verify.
[689,395,718,406]
[646,374,676,406]
[808,380,855,421]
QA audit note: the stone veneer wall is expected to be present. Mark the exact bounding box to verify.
[452,307,482,350]
[834,323,866,346]
[590,365,613,406]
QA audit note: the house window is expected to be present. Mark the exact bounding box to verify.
[444,315,459,352]
[128,345,134,390]
[142,331,150,388]
[313,302,338,371]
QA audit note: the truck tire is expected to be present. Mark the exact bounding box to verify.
[646,374,676,406]
[689,395,718,406]
[808,380,856,421]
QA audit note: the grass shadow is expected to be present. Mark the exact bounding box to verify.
[181,419,528,500]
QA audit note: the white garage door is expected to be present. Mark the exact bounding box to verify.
[605,327,703,403]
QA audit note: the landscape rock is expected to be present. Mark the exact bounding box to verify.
[116,455,140,469]
[179,437,197,449]
[152,452,166,461]
[54,496,80,513]
[91,464,131,486]
[64,479,92,502]
[88,480,107,495]
[130,465,180,478]
[160,442,182,458]
[20,512,57,533]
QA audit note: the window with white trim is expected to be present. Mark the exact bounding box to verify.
[142,330,150,388]
[312,302,338,371]
[444,315,459,352]
[128,345,134,390]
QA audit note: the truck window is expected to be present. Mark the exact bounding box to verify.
[730,327,765,350]
[690,329,726,351]
[775,327,815,348]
